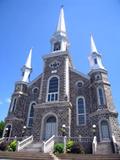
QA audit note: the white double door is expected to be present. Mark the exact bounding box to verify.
[45,122,56,140]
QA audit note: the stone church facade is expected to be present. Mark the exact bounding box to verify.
[3,7,120,147]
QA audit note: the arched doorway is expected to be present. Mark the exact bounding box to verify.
[4,124,12,137]
[100,120,110,141]
[44,116,57,140]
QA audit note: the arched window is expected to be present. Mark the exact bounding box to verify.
[97,87,105,106]
[10,97,17,112]
[27,102,36,127]
[76,97,86,125]
[47,76,59,102]
[54,42,61,51]
[100,120,110,141]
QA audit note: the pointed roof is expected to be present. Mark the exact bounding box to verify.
[90,34,98,53]
[57,6,66,33]
[25,48,32,69]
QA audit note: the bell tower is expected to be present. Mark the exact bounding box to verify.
[50,6,69,53]
[88,35,119,142]
[5,49,32,137]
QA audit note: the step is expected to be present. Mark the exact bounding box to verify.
[22,142,43,152]
[96,142,113,154]
[57,153,120,160]
[0,151,53,160]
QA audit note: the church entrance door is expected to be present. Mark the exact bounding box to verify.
[101,120,110,141]
[45,116,56,140]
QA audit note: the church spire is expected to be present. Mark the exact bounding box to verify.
[90,34,98,53]
[50,6,69,52]
[21,49,32,83]
[88,35,105,71]
[57,6,66,33]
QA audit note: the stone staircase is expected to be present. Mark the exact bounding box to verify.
[57,154,120,160]
[21,142,43,152]
[96,142,113,154]
[0,151,53,160]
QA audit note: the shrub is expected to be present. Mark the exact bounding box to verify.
[54,143,64,154]
[71,142,85,154]
[8,140,17,151]
[66,139,74,153]
[0,141,9,151]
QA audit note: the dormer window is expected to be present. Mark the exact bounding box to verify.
[54,42,61,51]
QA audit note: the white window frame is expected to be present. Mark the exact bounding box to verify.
[97,86,105,106]
[99,119,111,142]
[10,97,17,112]
[76,96,86,126]
[27,101,36,128]
[46,75,59,102]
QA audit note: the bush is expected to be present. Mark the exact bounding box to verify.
[0,141,9,151]
[71,142,85,154]
[8,140,17,151]
[54,143,64,154]
[66,139,74,153]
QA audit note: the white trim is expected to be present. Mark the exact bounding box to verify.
[88,68,107,75]
[97,86,105,106]
[3,123,12,138]
[98,118,111,142]
[42,51,67,59]
[40,112,58,140]
[76,96,86,126]
[70,68,90,80]
[65,57,70,101]
[26,101,37,128]
[46,75,60,102]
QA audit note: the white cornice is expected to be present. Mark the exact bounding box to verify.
[42,51,68,59]
[88,68,107,75]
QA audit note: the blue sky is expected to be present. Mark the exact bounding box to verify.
[0,0,120,121]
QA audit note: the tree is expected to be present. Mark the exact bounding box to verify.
[0,121,5,138]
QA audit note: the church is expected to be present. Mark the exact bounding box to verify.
[3,7,120,152]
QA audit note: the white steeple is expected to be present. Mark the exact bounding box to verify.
[21,49,32,83]
[90,34,98,53]
[51,6,69,52]
[25,48,32,69]
[57,6,66,33]
[88,35,105,70]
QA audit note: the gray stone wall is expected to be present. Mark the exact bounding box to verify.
[69,70,92,137]
[33,102,71,141]
[39,53,69,103]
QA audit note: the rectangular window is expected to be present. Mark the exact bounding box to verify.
[48,94,50,101]
[47,93,58,102]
